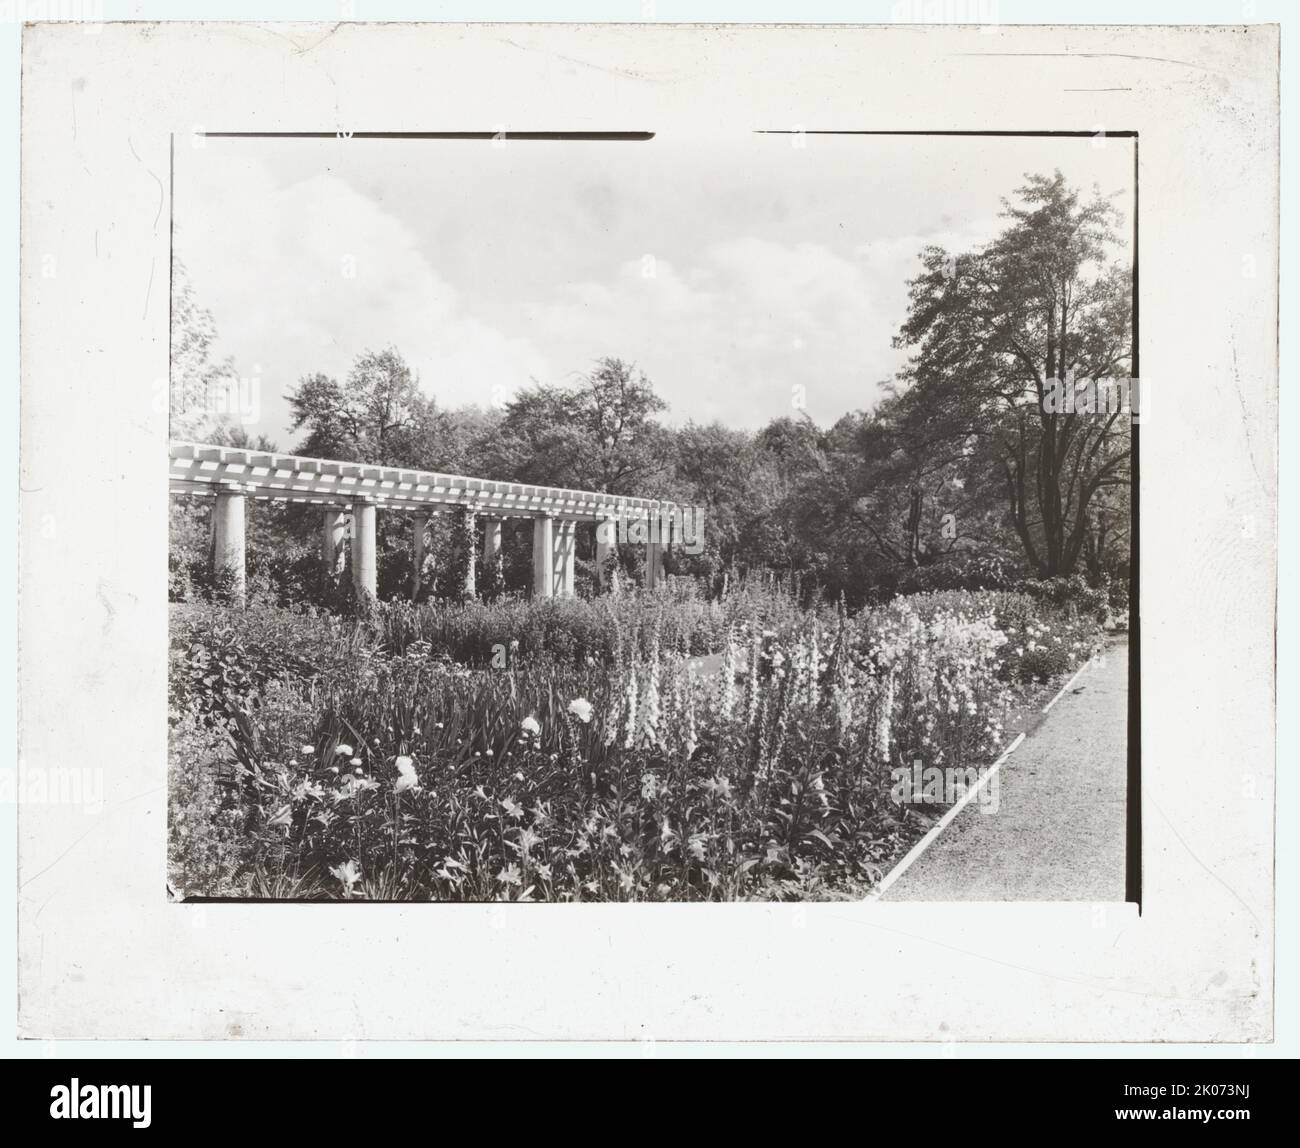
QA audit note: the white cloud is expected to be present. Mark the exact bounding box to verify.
[176,135,1131,439]
[528,238,899,426]
[177,157,550,441]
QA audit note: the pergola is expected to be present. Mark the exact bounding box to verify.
[169,441,700,602]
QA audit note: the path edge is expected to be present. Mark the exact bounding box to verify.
[865,731,1027,902]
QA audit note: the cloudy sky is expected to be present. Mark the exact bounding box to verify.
[175,132,1133,442]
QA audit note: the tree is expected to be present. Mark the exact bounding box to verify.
[1080,477,1130,585]
[483,358,674,494]
[287,347,438,466]
[819,399,946,570]
[671,421,761,573]
[469,358,679,593]
[894,171,1132,578]
[170,257,238,440]
[406,404,503,476]
[205,425,278,452]
[745,416,827,576]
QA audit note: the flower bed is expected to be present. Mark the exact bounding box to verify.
[168,587,1103,901]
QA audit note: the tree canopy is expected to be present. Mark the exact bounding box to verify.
[177,171,1134,604]
[892,171,1132,577]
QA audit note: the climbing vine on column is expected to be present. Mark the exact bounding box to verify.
[436,508,477,602]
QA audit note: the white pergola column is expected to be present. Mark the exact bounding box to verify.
[595,516,617,593]
[212,486,246,604]
[532,516,554,598]
[321,510,347,577]
[350,500,377,603]
[482,516,503,568]
[410,514,430,600]
[460,511,477,599]
[644,511,666,590]
[554,519,576,598]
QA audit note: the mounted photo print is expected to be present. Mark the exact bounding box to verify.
[17,21,1275,1044]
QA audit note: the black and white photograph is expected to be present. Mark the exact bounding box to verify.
[13,13,1282,1066]
[166,129,1135,903]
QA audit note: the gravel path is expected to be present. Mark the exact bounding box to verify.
[881,638,1129,901]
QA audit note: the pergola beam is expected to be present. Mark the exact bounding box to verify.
[169,441,676,522]
[171,441,701,606]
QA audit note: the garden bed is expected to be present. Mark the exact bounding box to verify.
[168,584,1105,902]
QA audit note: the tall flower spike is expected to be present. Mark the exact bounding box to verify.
[746,632,762,730]
[771,671,792,767]
[876,672,894,766]
[716,626,737,720]
[604,685,623,748]
[669,660,685,739]
[639,638,662,750]
[608,599,625,675]
[684,665,699,759]
[789,633,807,702]
[807,626,820,709]
[623,663,639,750]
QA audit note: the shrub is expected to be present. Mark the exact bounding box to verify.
[170,602,366,726]
[168,705,250,897]
[1105,573,1130,615]
[895,552,1020,595]
[1014,573,1109,621]
[370,583,741,666]
[479,552,506,603]
[168,552,211,603]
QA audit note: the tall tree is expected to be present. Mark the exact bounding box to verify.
[735,416,830,580]
[818,395,955,571]
[170,257,238,440]
[894,171,1132,577]
[484,358,674,494]
[287,347,438,466]
[672,421,760,568]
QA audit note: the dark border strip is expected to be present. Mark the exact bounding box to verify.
[1126,135,1142,909]
[200,131,654,140]
[167,132,174,441]
[755,129,1138,137]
